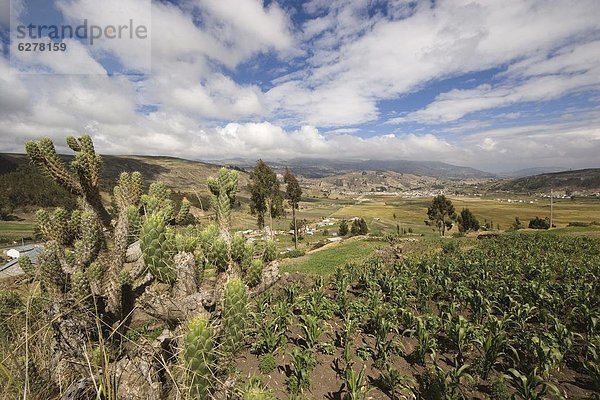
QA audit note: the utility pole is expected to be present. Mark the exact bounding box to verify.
[550,188,553,228]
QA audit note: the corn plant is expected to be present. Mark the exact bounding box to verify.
[378,363,414,400]
[505,368,561,400]
[409,317,437,365]
[583,340,600,391]
[448,315,476,355]
[300,314,324,349]
[343,364,369,400]
[475,321,508,379]
[287,347,316,395]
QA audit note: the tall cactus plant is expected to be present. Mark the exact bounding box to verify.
[140,214,176,283]
[208,168,239,241]
[26,135,110,227]
[184,316,214,399]
[221,278,248,357]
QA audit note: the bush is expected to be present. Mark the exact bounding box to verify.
[528,216,550,229]
[281,249,305,259]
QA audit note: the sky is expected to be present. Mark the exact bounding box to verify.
[0,0,599,173]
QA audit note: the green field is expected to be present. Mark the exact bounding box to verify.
[280,237,385,275]
[0,222,35,242]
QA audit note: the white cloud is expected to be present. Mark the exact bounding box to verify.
[270,0,600,126]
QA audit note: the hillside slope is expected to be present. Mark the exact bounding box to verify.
[0,153,249,193]
[493,168,600,193]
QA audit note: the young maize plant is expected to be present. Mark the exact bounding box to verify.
[378,363,415,400]
[505,368,560,400]
[287,347,316,395]
[343,364,369,400]
[184,316,215,399]
[221,278,248,357]
[300,314,324,349]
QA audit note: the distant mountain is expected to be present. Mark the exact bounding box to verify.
[220,157,494,179]
[493,168,600,193]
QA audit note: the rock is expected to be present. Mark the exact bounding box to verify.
[126,241,142,263]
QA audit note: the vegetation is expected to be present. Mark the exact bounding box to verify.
[457,207,480,233]
[350,217,369,236]
[248,160,283,235]
[427,195,457,236]
[0,136,599,399]
[529,216,551,230]
[284,168,302,249]
[339,219,349,236]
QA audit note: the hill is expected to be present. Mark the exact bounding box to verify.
[493,168,600,193]
[218,157,494,179]
[0,153,249,192]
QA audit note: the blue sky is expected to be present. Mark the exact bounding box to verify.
[1,0,599,172]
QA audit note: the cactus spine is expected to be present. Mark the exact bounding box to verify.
[221,278,248,357]
[184,316,214,399]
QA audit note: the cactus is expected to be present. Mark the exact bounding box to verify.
[114,172,143,209]
[184,316,214,399]
[140,214,176,283]
[18,255,35,274]
[36,208,73,245]
[71,271,91,302]
[221,278,248,357]
[74,211,103,269]
[245,259,264,288]
[208,168,239,240]
[175,197,191,225]
[26,135,111,226]
[126,205,143,244]
[142,182,175,222]
[243,376,276,400]
[262,240,277,263]
[231,233,250,264]
[38,241,67,291]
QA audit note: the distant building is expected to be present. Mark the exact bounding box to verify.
[0,244,44,279]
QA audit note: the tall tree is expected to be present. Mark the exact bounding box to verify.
[427,195,457,236]
[284,168,302,249]
[457,208,480,232]
[248,160,283,237]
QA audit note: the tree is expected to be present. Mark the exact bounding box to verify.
[529,216,550,229]
[339,220,349,236]
[457,208,480,233]
[350,218,368,236]
[427,195,457,236]
[284,168,302,249]
[248,160,283,237]
[512,217,523,230]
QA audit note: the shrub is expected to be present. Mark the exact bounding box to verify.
[528,216,550,229]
